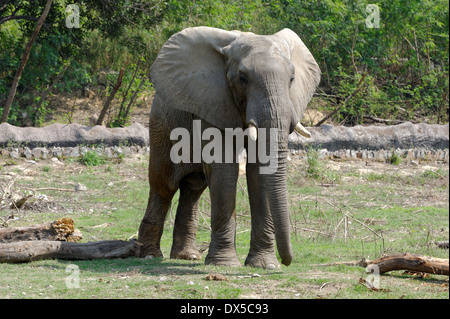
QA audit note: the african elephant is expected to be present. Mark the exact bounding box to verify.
[138,26,320,269]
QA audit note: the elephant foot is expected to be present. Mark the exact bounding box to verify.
[245,253,280,270]
[139,244,164,259]
[205,251,241,267]
[170,247,202,260]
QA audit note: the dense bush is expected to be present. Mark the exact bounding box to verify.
[0,0,448,126]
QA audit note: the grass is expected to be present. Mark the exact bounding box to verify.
[0,153,448,299]
[79,150,107,166]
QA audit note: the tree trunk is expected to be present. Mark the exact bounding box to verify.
[0,240,141,263]
[1,0,53,123]
[0,218,79,243]
[96,67,125,126]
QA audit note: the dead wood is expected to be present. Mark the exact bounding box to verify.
[0,239,141,263]
[0,218,79,243]
[366,253,448,276]
[436,241,449,249]
[319,253,449,276]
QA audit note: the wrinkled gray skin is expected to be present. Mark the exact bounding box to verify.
[138,27,320,269]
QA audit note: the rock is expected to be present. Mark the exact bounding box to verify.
[52,147,63,158]
[74,183,87,191]
[69,147,80,158]
[318,149,328,159]
[103,148,113,158]
[41,148,49,159]
[32,148,42,160]
[24,148,32,160]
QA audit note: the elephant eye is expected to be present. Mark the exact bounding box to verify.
[290,76,295,86]
[239,73,248,86]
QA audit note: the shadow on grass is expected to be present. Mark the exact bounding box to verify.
[35,256,284,278]
[385,272,449,286]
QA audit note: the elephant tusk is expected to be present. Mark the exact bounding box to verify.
[295,122,311,138]
[248,124,258,142]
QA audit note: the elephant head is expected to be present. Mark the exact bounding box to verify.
[150,27,320,266]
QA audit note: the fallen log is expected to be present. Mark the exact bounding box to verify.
[365,253,449,276]
[436,241,449,249]
[317,253,449,276]
[0,218,80,243]
[0,239,141,263]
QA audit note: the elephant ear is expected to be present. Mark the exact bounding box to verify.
[150,27,243,130]
[274,28,321,119]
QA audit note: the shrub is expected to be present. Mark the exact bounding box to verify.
[306,147,322,179]
[79,151,106,166]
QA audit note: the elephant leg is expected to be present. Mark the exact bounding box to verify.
[138,111,179,258]
[138,188,175,258]
[244,162,280,269]
[170,173,207,260]
[204,163,241,267]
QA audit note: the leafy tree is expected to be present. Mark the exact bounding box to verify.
[0,0,448,126]
[0,0,166,125]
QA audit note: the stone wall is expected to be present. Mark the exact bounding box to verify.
[0,144,447,164]
[288,122,449,151]
[289,148,449,164]
[0,121,448,164]
[0,122,149,148]
[0,145,149,161]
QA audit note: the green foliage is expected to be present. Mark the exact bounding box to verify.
[306,147,322,179]
[265,0,449,125]
[108,61,152,127]
[79,151,106,166]
[389,152,401,165]
[0,0,448,126]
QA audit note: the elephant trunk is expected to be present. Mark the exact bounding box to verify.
[247,94,294,266]
[255,113,293,266]
[265,147,292,266]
